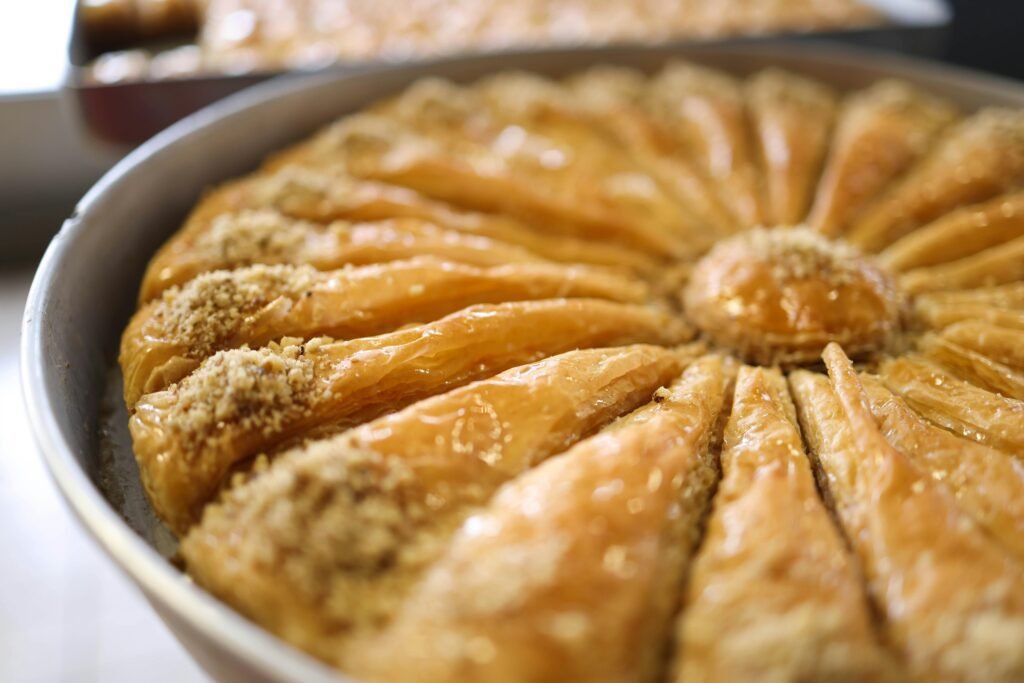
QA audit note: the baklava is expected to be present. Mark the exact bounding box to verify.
[122,63,1024,681]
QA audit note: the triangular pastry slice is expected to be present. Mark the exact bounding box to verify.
[917,334,1024,400]
[139,210,546,302]
[807,80,958,237]
[791,346,1024,682]
[568,66,741,235]
[880,190,1024,272]
[130,299,695,534]
[861,374,1024,560]
[273,85,696,258]
[674,366,890,683]
[471,71,725,252]
[121,258,652,406]
[183,165,658,273]
[900,234,1024,295]
[647,62,766,228]
[182,344,697,668]
[879,354,1024,456]
[745,69,838,225]
[915,296,1024,329]
[938,320,1024,370]
[350,356,726,683]
[848,109,1024,252]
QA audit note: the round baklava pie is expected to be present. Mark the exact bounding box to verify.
[121,63,1024,682]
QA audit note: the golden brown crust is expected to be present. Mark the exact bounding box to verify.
[746,69,838,225]
[648,62,766,228]
[807,80,958,237]
[917,334,1024,400]
[860,374,1024,561]
[900,234,1024,295]
[273,84,699,258]
[182,344,697,667]
[349,356,725,683]
[914,282,1024,310]
[674,366,890,682]
[182,165,659,272]
[792,347,1024,682]
[120,258,650,406]
[915,299,1024,330]
[684,227,903,365]
[567,66,741,235]
[880,190,1024,272]
[116,65,1024,679]
[131,299,694,533]
[472,71,726,254]
[139,210,548,302]
[848,109,1024,252]
[879,355,1024,455]
[938,319,1024,371]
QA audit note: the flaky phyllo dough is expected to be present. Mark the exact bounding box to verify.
[121,62,1024,682]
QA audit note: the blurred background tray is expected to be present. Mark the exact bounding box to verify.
[66,0,952,147]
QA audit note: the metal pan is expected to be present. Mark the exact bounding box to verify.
[66,0,951,147]
[23,41,1024,683]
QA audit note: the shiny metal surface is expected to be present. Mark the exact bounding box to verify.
[22,41,1024,683]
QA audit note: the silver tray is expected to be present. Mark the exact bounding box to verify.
[24,41,1024,683]
[66,0,951,147]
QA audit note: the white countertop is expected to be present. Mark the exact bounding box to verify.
[0,270,209,682]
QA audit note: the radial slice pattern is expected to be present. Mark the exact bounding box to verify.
[938,319,1024,370]
[880,355,1024,455]
[793,346,1024,682]
[915,294,1024,329]
[674,365,890,682]
[918,281,1024,309]
[179,165,660,272]
[880,190,1024,272]
[348,356,726,683]
[182,344,698,666]
[807,79,959,237]
[900,233,1024,295]
[121,258,649,406]
[567,66,741,236]
[120,61,1024,679]
[141,210,550,301]
[847,109,1024,252]
[649,62,766,228]
[131,299,693,533]
[273,89,698,258]
[917,334,1024,400]
[746,69,837,226]
[860,375,1024,561]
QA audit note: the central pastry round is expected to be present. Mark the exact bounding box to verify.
[684,226,903,365]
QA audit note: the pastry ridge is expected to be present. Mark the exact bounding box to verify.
[807,80,959,237]
[674,365,891,682]
[132,299,694,533]
[793,347,1024,682]
[746,68,838,226]
[182,344,700,667]
[349,356,726,683]
[861,374,1024,561]
[120,258,650,406]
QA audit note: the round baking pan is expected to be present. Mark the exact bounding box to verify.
[22,41,1024,683]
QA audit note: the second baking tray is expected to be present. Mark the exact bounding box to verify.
[67,0,951,148]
